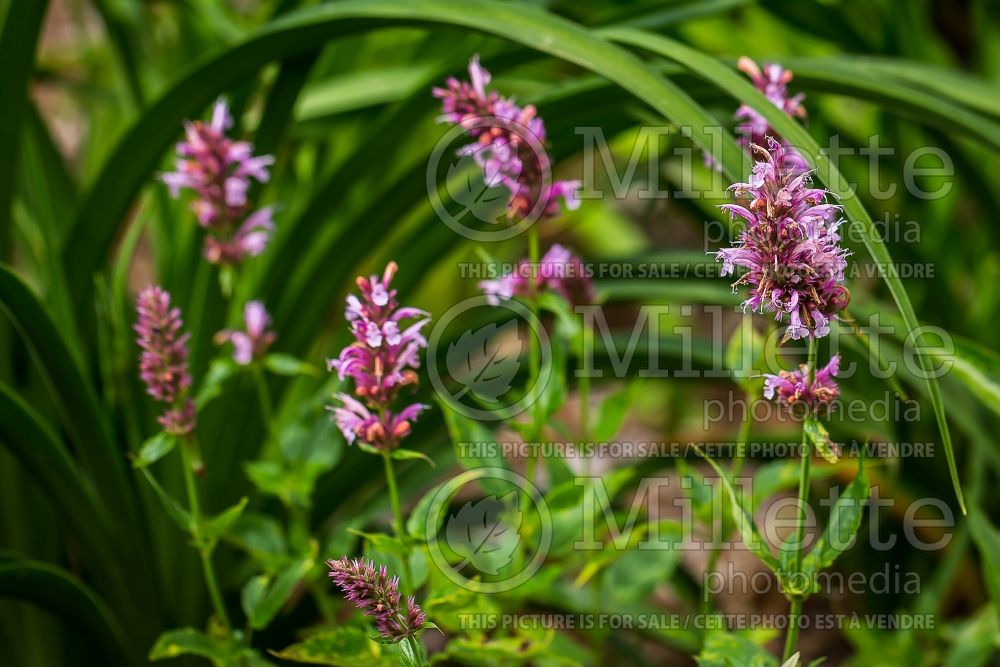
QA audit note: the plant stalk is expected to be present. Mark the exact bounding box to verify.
[783,336,817,661]
[180,437,231,632]
[382,451,413,589]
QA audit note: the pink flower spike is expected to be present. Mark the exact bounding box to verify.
[135,286,196,435]
[327,262,430,451]
[215,300,276,366]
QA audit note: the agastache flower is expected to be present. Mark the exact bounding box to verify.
[434,56,580,222]
[161,99,276,265]
[327,557,426,642]
[214,300,275,365]
[480,244,595,306]
[735,57,806,151]
[764,355,840,410]
[135,286,196,435]
[703,57,806,171]
[716,139,850,340]
[327,262,429,450]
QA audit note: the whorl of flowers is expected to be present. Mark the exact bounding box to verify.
[161,99,275,265]
[328,262,429,451]
[214,300,275,365]
[135,286,196,435]
[433,56,580,222]
[480,244,595,306]
[764,355,841,410]
[735,57,806,150]
[716,139,850,340]
[327,557,426,642]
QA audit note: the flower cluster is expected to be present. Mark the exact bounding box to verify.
[735,57,806,151]
[214,300,275,365]
[434,56,580,222]
[135,286,196,435]
[328,262,429,450]
[327,557,426,642]
[764,355,841,410]
[480,243,595,306]
[716,139,849,340]
[162,99,275,265]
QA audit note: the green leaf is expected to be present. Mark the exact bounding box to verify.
[270,627,396,666]
[783,57,1000,150]
[264,352,319,377]
[696,630,778,667]
[133,432,176,469]
[64,0,748,316]
[0,381,121,568]
[244,548,316,630]
[439,400,510,496]
[968,510,1000,610]
[0,558,133,665]
[150,627,227,662]
[592,382,637,442]
[801,459,870,580]
[0,264,135,528]
[391,448,435,467]
[195,357,239,409]
[202,497,250,549]
[398,636,428,667]
[804,418,840,464]
[136,466,194,534]
[407,482,447,541]
[0,0,49,254]
[604,27,967,514]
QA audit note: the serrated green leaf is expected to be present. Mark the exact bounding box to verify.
[804,418,840,464]
[149,627,226,662]
[801,459,869,580]
[270,627,396,666]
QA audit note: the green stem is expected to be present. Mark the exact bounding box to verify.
[525,226,542,485]
[783,597,804,661]
[783,337,817,661]
[382,451,412,589]
[180,438,231,632]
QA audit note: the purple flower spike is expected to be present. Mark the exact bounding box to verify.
[327,262,430,451]
[215,300,276,365]
[434,56,580,223]
[764,355,841,410]
[715,139,850,340]
[161,99,276,265]
[327,557,426,642]
[135,286,196,435]
[480,243,595,306]
[735,57,807,151]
